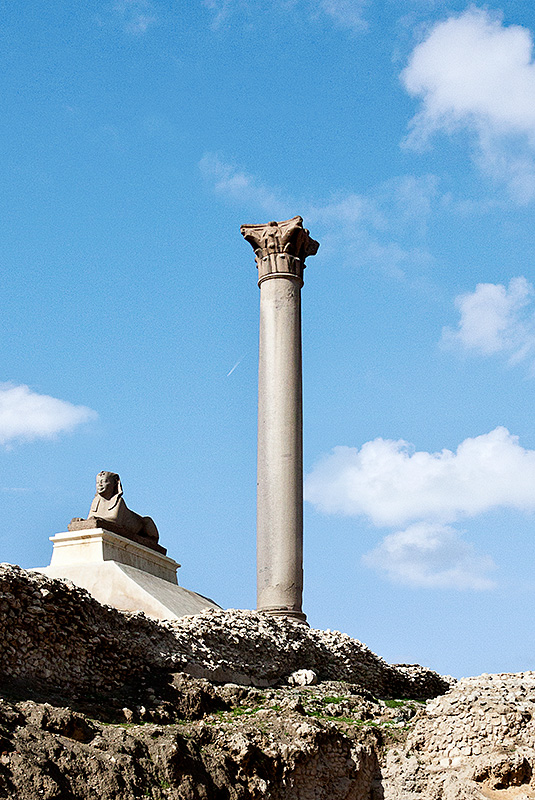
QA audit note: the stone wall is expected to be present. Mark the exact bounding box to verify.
[382,672,535,798]
[0,564,170,699]
[0,564,449,701]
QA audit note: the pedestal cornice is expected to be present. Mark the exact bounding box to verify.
[49,528,180,583]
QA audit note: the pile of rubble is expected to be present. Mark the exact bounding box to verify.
[4,563,535,798]
[160,609,448,698]
[0,564,448,702]
[382,672,535,798]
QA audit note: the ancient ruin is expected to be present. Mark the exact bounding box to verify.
[4,218,533,798]
[33,472,219,619]
[4,563,535,799]
[241,216,319,623]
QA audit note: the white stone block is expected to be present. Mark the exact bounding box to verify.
[31,527,220,620]
[48,528,179,583]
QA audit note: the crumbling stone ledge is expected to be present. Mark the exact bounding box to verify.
[0,564,449,703]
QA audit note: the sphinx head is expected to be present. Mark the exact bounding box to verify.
[96,471,122,500]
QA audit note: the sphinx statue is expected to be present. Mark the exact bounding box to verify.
[69,471,162,552]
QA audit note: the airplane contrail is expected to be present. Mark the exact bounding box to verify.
[226,356,245,377]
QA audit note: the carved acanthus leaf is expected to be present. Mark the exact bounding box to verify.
[241,216,319,283]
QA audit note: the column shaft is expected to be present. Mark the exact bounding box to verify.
[257,275,304,618]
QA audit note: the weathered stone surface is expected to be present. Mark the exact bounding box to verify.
[70,471,161,552]
[381,672,535,798]
[0,564,448,702]
[241,216,319,623]
[7,564,535,799]
[240,216,319,284]
[0,690,387,800]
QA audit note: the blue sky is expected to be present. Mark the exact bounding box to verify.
[3,0,535,678]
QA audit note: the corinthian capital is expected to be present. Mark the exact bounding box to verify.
[240,216,319,285]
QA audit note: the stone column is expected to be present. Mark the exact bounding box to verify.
[241,216,319,622]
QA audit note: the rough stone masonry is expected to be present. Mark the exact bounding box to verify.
[4,565,535,798]
[0,564,446,701]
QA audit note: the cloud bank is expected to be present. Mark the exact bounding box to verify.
[442,277,535,365]
[402,8,535,202]
[305,426,535,589]
[305,427,535,526]
[0,384,98,446]
[363,522,496,590]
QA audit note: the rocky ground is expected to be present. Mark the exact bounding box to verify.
[1,564,535,799]
[0,564,447,702]
[382,672,535,800]
[0,677,412,799]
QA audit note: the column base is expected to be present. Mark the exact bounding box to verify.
[257,607,308,625]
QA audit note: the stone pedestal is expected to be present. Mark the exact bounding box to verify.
[241,217,319,623]
[49,528,179,583]
[33,527,220,620]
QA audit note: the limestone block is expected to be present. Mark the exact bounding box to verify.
[288,669,318,686]
[32,561,220,620]
[48,528,179,583]
[31,527,220,620]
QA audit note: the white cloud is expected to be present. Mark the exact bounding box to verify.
[308,174,437,276]
[442,277,535,363]
[110,0,157,34]
[125,13,156,34]
[306,427,535,589]
[200,152,436,277]
[305,427,535,526]
[203,0,240,29]
[199,154,291,218]
[363,523,496,590]
[401,8,535,202]
[0,384,98,446]
[204,0,367,33]
[319,0,367,33]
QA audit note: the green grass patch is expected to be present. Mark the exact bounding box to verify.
[304,710,380,727]
[214,706,263,721]
[97,720,149,728]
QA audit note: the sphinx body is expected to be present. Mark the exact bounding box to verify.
[87,471,159,544]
